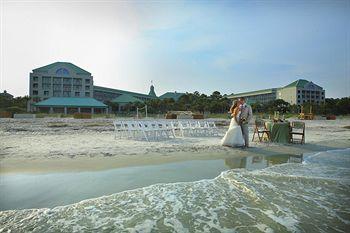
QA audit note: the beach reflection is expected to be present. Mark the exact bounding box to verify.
[225,154,303,170]
[1,154,303,210]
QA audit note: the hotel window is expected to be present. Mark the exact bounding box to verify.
[85,92,90,97]
[63,91,71,97]
[73,85,82,91]
[42,76,51,84]
[44,91,49,96]
[298,90,300,93]
[85,85,90,90]
[33,97,40,102]
[33,76,39,82]
[75,92,80,97]
[53,84,61,91]
[33,90,38,95]
[53,91,61,97]
[73,78,82,85]
[33,83,38,89]
[85,79,90,84]
[56,68,69,76]
[43,84,51,90]
[63,84,71,91]
[63,78,72,84]
[53,77,62,84]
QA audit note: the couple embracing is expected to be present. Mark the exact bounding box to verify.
[221,97,253,148]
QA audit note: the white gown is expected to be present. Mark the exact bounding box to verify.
[221,113,245,147]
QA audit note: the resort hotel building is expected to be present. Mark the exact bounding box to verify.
[28,62,185,113]
[228,79,325,106]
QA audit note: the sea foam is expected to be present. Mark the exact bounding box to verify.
[1,149,349,232]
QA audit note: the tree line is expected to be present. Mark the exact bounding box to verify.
[0,94,349,116]
[144,91,231,114]
[251,97,350,115]
[0,96,29,114]
[108,91,350,116]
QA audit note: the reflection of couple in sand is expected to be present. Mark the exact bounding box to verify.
[221,97,253,148]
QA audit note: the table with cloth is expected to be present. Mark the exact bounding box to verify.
[265,121,291,143]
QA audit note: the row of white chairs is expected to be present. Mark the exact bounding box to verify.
[113,120,219,141]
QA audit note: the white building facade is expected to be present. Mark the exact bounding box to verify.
[29,62,94,111]
[228,79,325,106]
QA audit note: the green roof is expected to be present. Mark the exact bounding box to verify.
[0,90,13,98]
[94,86,156,99]
[33,62,91,75]
[34,97,107,107]
[112,94,144,104]
[284,79,310,88]
[159,92,185,101]
[227,88,278,99]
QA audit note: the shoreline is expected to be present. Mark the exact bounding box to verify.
[1,138,349,174]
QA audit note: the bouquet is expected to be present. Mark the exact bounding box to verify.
[240,118,247,125]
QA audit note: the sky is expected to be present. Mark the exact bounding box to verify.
[0,0,349,98]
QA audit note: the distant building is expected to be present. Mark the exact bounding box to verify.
[227,88,278,104]
[228,79,325,105]
[0,90,14,99]
[93,85,157,103]
[278,79,325,105]
[28,62,184,113]
[159,92,186,101]
[29,62,94,111]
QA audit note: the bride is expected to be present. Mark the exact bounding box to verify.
[221,100,245,147]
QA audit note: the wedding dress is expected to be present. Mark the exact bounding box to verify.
[221,112,245,147]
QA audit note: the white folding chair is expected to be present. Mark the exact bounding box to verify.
[197,120,210,136]
[170,121,180,137]
[138,121,155,141]
[207,121,219,136]
[179,121,192,137]
[125,121,140,139]
[113,120,126,139]
[155,121,171,139]
[163,121,176,138]
[189,120,200,136]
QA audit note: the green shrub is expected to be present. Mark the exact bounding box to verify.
[6,106,26,114]
[73,113,92,119]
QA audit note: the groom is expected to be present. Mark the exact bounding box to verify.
[238,97,253,148]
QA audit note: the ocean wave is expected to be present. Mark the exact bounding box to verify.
[1,149,350,232]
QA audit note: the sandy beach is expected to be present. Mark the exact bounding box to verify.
[1,117,349,174]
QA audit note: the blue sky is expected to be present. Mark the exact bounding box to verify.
[1,0,349,97]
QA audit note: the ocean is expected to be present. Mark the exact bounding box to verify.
[1,148,349,232]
